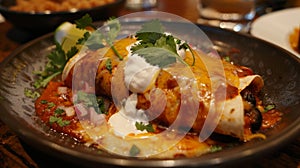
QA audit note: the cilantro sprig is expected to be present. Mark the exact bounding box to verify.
[34,15,122,89]
[77,17,123,60]
[131,19,196,67]
[33,43,78,89]
[75,14,96,29]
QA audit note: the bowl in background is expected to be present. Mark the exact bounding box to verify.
[0,0,125,33]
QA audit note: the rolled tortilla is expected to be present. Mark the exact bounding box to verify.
[63,37,264,140]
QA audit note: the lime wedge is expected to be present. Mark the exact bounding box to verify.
[54,22,89,52]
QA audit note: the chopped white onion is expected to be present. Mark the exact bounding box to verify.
[57,86,68,95]
[65,106,75,117]
[74,103,88,117]
[89,107,105,126]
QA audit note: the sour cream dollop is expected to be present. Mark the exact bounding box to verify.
[124,54,160,93]
[108,94,149,138]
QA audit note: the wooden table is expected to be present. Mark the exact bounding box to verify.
[0,0,299,167]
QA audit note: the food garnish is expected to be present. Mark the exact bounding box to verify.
[131,19,195,66]
[33,14,121,89]
[135,122,155,133]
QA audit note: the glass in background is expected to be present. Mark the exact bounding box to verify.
[197,0,256,33]
[125,0,157,10]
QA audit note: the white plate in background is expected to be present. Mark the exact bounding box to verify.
[251,7,300,58]
[0,14,4,23]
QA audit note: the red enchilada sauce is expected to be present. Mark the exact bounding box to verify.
[35,81,87,142]
[35,80,282,144]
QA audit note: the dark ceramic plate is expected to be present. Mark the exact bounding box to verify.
[0,0,125,33]
[0,23,299,167]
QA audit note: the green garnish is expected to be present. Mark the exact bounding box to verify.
[105,58,113,73]
[223,56,231,62]
[264,104,275,112]
[33,43,77,89]
[131,19,195,66]
[129,144,141,157]
[24,88,40,99]
[99,18,122,60]
[77,32,92,46]
[76,18,122,59]
[210,145,222,153]
[49,107,70,127]
[33,15,97,89]
[54,108,65,115]
[75,91,107,114]
[135,122,155,132]
[97,97,107,114]
[47,102,55,108]
[75,14,95,30]
[133,47,177,68]
[40,100,48,104]
[49,116,70,127]
[75,91,97,106]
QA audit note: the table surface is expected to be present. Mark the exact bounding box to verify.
[0,0,300,167]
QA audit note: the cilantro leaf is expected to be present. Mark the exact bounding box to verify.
[154,35,177,53]
[47,102,55,108]
[105,58,112,73]
[57,119,71,127]
[264,104,276,112]
[133,47,177,68]
[49,116,70,127]
[135,122,154,132]
[130,41,154,52]
[80,18,122,60]
[33,71,61,89]
[131,19,194,66]
[210,145,222,153]
[136,32,162,45]
[129,144,140,157]
[97,97,107,114]
[75,14,95,29]
[131,20,165,52]
[34,42,77,89]
[54,108,65,115]
[75,91,107,114]
[105,18,121,45]
[24,88,40,99]
[77,32,91,45]
[83,31,105,50]
[137,19,164,35]
[40,100,48,104]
